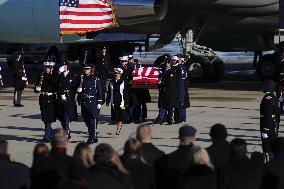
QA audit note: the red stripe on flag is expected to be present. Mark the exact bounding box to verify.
[60,10,113,16]
[60,18,113,24]
[77,4,111,8]
[60,28,110,32]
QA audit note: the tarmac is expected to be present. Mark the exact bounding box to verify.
[0,67,274,166]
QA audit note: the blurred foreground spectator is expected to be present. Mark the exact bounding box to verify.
[121,139,156,189]
[136,124,164,166]
[0,139,30,189]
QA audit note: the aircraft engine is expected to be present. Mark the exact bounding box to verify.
[111,0,168,26]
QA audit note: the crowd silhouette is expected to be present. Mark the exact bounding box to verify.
[0,123,284,189]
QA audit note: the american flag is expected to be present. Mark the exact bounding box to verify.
[59,0,115,34]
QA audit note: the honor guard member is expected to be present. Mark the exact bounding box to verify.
[34,62,58,142]
[77,64,103,144]
[260,79,280,162]
[175,57,190,123]
[97,46,112,70]
[157,56,179,124]
[0,66,3,87]
[9,50,27,107]
[57,62,78,139]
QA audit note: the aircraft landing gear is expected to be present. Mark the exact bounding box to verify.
[176,30,224,82]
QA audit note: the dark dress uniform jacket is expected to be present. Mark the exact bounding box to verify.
[31,151,88,189]
[80,74,102,119]
[88,162,132,189]
[260,92,280,153]
[57,72,78,122]
[35,73,58,123]
[122,158,156,189]
[0,155,30,189]
[176,64,190,108]
[9,59,25,91]
[158,68,179,109]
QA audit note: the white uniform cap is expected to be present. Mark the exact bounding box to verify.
[43,62,55,67]
[113,67,124,74]
[171,56,179,61]
[119,56,129,61]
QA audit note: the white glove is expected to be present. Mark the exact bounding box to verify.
[22,77,27,81]
[97,104,102,109]
[61,94,67,101]
[59,66,64,74]
[77,87,82,93]
[35,86,41,92]
[280,96,284,102]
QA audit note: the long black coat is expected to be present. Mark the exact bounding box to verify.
[88,162,132,189]
[9,59,25,91]
[142,143,164,166]
[31,151,88,189]
[178,164,217,189]
[260,92,280,153]
[265,154,284,189]
[0,155,30,189]
[155,145,195,189]
[158,68,179,109]
[106,78,129,122]
[219,156,263,189]
[35,73,58,123]
[206,141,231,171]
[121,158,156,189]
[56,72,78,122]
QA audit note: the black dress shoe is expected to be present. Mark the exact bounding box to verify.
[87,139,98,144]
[14,104,24,107]
[68,133,71,139]
[41,139,50,143]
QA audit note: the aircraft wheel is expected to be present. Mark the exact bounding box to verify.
[186,55,215,82]
[256,54,276,80]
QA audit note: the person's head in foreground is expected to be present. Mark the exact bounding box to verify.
[210,123,228,143]
[74,142,94,168]
[136,123,152,143]
[94,143,128,174]
[193,146,214,169]
[179,125,197,145]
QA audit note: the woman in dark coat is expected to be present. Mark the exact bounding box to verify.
[121,139,156,189]
[178,146,217,189]
[106,68,129,135]
[88,143,132,189]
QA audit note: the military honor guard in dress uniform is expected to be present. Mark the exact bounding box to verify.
[56,62,78,139]
[9,50,28,107]
[77,64,103,144]
[0,66,3,87]
[106,68,129,135]
[157,56,179,124]
[34,62,58,142]
[175,56,190,123]
[260,80,280,162]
